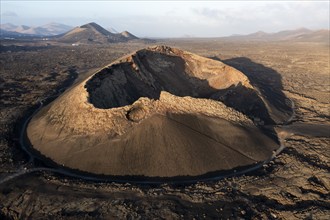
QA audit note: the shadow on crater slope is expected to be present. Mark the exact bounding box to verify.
[220,57,292,124]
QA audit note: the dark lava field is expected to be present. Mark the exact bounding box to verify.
[0,39,329,219]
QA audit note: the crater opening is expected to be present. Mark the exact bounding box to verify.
[85,46,274,124]
[85,50,215,108]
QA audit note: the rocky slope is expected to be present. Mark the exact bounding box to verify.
[26,45,291,179]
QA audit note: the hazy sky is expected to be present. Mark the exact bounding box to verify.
[1,1,329,37]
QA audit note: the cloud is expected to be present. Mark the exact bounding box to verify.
[192,8,223,19]
[1,11,18,17]
[190,2,329,35]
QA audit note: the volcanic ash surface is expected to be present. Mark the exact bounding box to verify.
[27,45,282,180]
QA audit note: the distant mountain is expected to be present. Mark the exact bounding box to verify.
[0,23,73,36]
[291,29,329,42]
[0,28,35,38]
[0,24,31,33]
[13,25,31,33]
[120,31,138,40]
[37,23,73,35]
[57,22,140,44]
[245,31,268,38]
[226,28,329,43]
[1,29,19,38]
[107,27,118,33]
[268,28,313,40]
[0,23,17,31]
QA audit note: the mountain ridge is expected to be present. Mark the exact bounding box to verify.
[57,22,140,44]
[0,22,72,36]
[226,28,329,42]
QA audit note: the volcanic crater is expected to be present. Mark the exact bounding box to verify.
[27,45,292,181]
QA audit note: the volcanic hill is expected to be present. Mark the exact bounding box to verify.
[57,22,139,44]
[27,45,292,180]
[0,23,73,36]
